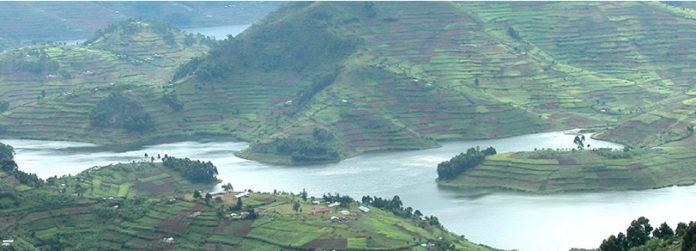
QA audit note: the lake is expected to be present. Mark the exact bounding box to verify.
[49,24,251,47]
[3,130,695,251]
[183,24,250,40]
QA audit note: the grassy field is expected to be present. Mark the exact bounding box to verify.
[0,160,495,250]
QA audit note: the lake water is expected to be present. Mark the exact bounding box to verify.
[3,130,696,251]
[183,24,250,40]
[48,24,250,48]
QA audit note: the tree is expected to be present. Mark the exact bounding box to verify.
[684,222,696,251]
[214,197,223,204]
[414,210,423,218]
[193,190,201,200]
[293,201,300,212]
[222,183,233,192]
[652,222,674,240]
[205,193,212,204]
[391,195,403,210]
[404,207,413,217]
[235,197,243,210]
[677,222,689,237]
[626,216,653,248]
[301,188,308,202]
[507,26,521,40]
[0,143,14,160]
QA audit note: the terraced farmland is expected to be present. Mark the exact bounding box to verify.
[4,2,696,165]
[439,138,696,193]
[0,20,215,144]
[0,159,493,250]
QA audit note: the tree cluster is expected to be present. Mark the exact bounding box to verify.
[437,146,496,180]
[0,143,42,187]
[161,92,184,112]
[162,156,218,183]
[89,92,154,132]
[360,195,441,227]
[268,138,340,163]
[321,192,354,207]
[600,216,696,251]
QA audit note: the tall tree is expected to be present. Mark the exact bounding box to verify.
[626,216,653,248]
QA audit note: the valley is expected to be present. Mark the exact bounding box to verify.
[1,2,696,251]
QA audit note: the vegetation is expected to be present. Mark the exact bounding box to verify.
[9,2,696,166]
[0,152,493,250]
[437,147,496,180]
[162,156,218,183]
[0,2,282,51]
[89,92,154,132]
[438,138,696,193]
[0,19,213,144]
[599,216,696,251]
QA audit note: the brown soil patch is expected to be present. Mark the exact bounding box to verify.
[157,211,190,234]
[302,238,347,249]
[233,221,253,237]
[133,180,176,195]
[556,157,577,165]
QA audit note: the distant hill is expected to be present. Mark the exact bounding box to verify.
[0,1,282,51]
[0,20,214,144]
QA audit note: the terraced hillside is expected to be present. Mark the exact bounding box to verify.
[5,2,696,164]
[438,144,696,193]
[0,2,282,51]
[0,153,493,250]
[0,21,216,144]
[165,2,696,164]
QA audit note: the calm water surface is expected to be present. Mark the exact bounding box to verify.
[3,130,695,251]
[183,24,250,40]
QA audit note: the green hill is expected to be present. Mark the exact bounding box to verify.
[0,2,282,51]
[169,2,696,164]
[0,20,216,144]
[5,2,696,165]
[0,144,493,250]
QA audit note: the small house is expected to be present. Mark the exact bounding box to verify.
[340,210,350,216]
[358,206,370,213]
[2,240,13,246]
[235,191,250,199]
[311,207,332,215]
[328,202,340,208]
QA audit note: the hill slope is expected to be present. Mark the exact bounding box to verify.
[0,20,217,144]
[0,2,282,51]
[5,2,696,164]
[172,2,696,164]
